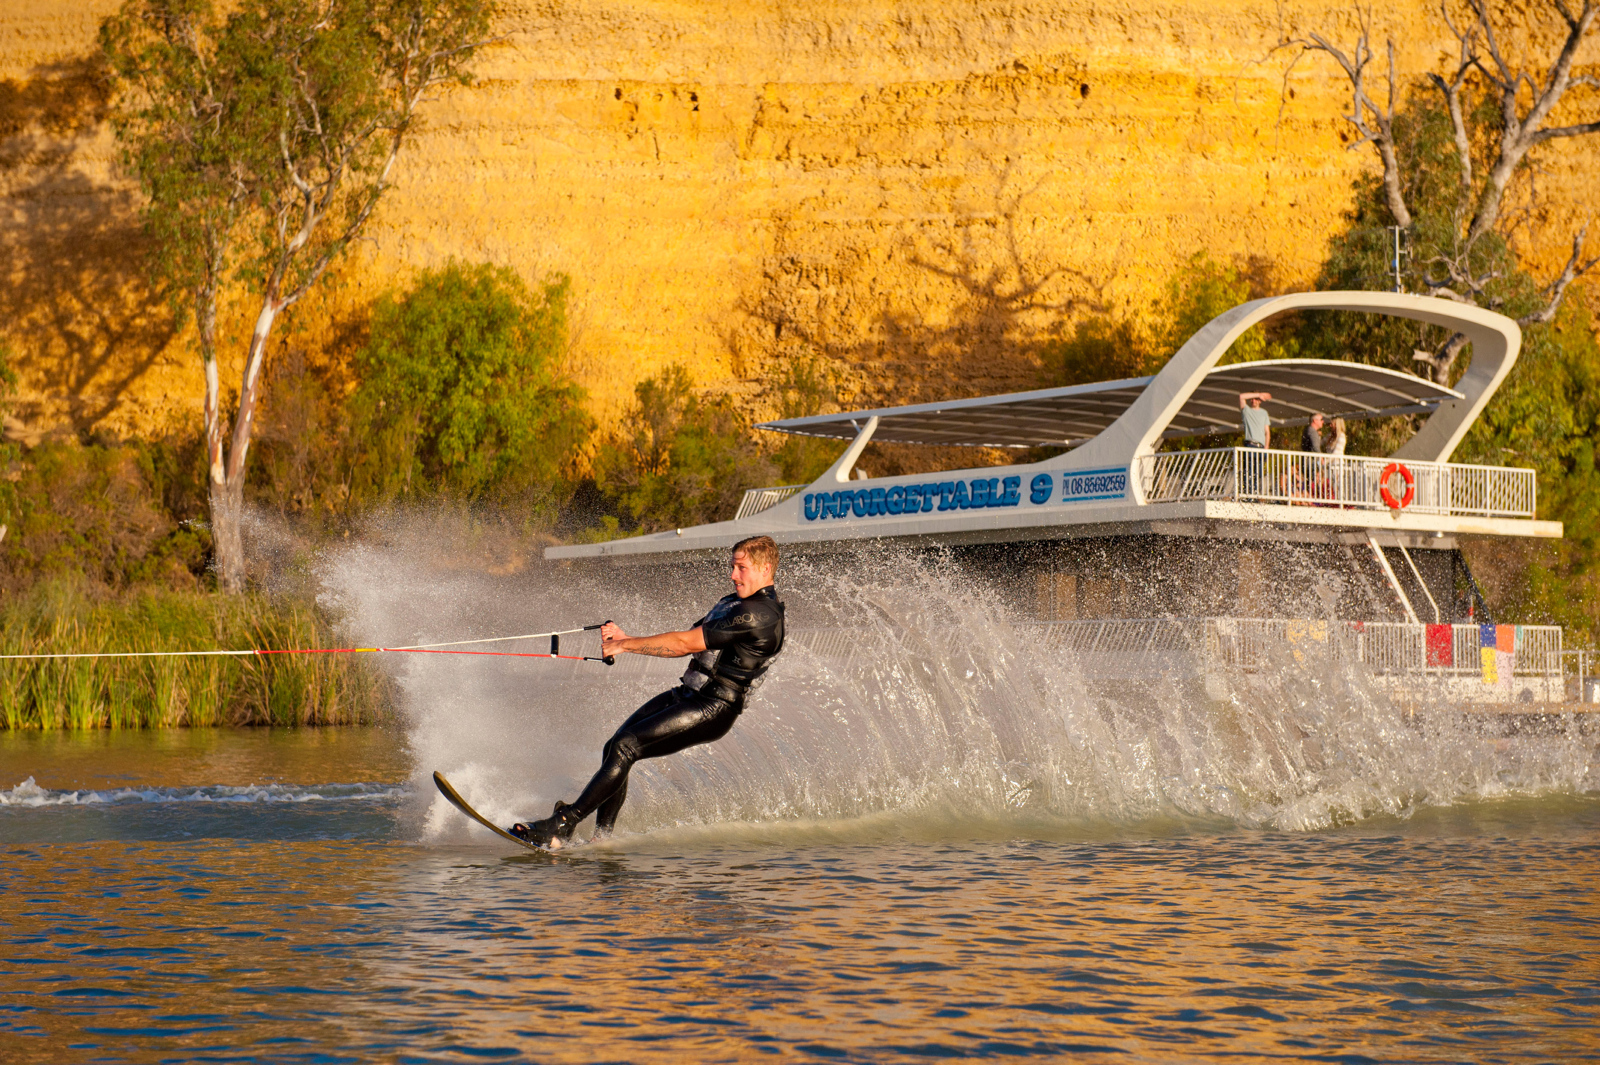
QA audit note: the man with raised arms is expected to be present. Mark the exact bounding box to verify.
[510,535,786,848]
[1239,391,1273,449]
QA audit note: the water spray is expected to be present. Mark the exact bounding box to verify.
[0,622,618,665]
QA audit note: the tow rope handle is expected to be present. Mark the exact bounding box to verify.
[582,621,617,666]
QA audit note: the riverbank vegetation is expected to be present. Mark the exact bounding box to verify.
[3,228,1596,732]
[0,437,385,727]
[0,582,388,728]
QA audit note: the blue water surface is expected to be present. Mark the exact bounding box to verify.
[2,728,1598,1064]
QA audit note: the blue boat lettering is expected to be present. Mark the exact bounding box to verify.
[802,476,1026,522]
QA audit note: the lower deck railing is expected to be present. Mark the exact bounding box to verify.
[790,618,1564,679]
[1026,617,1563,677]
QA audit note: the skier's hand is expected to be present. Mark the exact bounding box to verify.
[601,621,628,654]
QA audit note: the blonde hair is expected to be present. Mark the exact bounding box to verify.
[732,535,779,575]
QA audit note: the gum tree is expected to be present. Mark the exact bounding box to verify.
[101,0,494,590]
[1285,0,1600,376]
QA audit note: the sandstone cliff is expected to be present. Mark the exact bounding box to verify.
[1,0,1594,441]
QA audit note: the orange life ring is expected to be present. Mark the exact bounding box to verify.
[1379,462,1415,509]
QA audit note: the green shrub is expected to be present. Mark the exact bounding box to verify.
[1039,317,1155,387]
[247,261,594,529]
[349,261,592,515]
[1041,253,1294,390]
[595,364,778,532]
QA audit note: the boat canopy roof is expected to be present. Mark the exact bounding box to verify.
[758,359,1463,449]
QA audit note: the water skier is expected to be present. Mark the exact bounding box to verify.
[510,535,786,847]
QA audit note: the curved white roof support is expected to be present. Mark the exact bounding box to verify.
[823,416,878,482]
[1060,292,1520,473]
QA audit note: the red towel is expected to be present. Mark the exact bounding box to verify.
[1425,624,1453,667]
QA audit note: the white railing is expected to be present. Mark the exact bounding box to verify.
[1029,617,1563,677]
[735,484,805,520]
[1356,621,1563,676]
[1137,448,1536,518]
[1031,617,1198,655]
[794,618,1563,678]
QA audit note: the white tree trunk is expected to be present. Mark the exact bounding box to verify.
[207,299,280,593]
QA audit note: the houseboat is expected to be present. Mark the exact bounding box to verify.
[550,292,1573,703]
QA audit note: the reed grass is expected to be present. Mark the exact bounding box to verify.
[0,582,391,729]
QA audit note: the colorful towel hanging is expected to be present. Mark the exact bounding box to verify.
[1425,624,1453,667]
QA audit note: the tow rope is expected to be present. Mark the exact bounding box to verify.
[0,623,617,665]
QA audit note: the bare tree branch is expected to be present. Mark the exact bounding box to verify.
[1466,0,1599,244]
[1296,0,1599,349]
[1521,225,1600,324]
[1299,19,1413,228]
[1429,3,1479,223]
[1533,119,1600,142]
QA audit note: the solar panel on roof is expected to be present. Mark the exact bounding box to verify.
[757,360,1461,448]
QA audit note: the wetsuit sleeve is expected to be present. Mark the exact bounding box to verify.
[701,600,781,650]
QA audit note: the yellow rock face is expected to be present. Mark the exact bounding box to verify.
[1,0,1594,439]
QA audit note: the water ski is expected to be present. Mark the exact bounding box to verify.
[432,771,540,851]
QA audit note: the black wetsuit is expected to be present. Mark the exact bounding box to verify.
[565,585,785,833]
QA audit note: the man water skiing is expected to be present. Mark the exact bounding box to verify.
[510,535,785,847]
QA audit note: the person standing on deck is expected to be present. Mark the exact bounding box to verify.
[510,535,786,848]
[1326,417,1348,455]
[1238,392,1273,499]
[1301,413,1326,453]
[1239,392,1272,448]
[1301,412,1330,503]
[1324,417,1349,507]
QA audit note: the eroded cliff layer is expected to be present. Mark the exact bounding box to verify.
[1,0,1593,437]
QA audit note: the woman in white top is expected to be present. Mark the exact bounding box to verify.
[1326,417,1348,456]
[1325,417,1348,506]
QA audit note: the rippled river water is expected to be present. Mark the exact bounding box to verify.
[3,728,1598,1064]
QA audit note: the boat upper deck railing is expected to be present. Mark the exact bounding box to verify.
[732,448,1537,522]
[1137,447,1536,518]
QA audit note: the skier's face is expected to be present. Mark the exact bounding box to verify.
[729,551,772,597]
